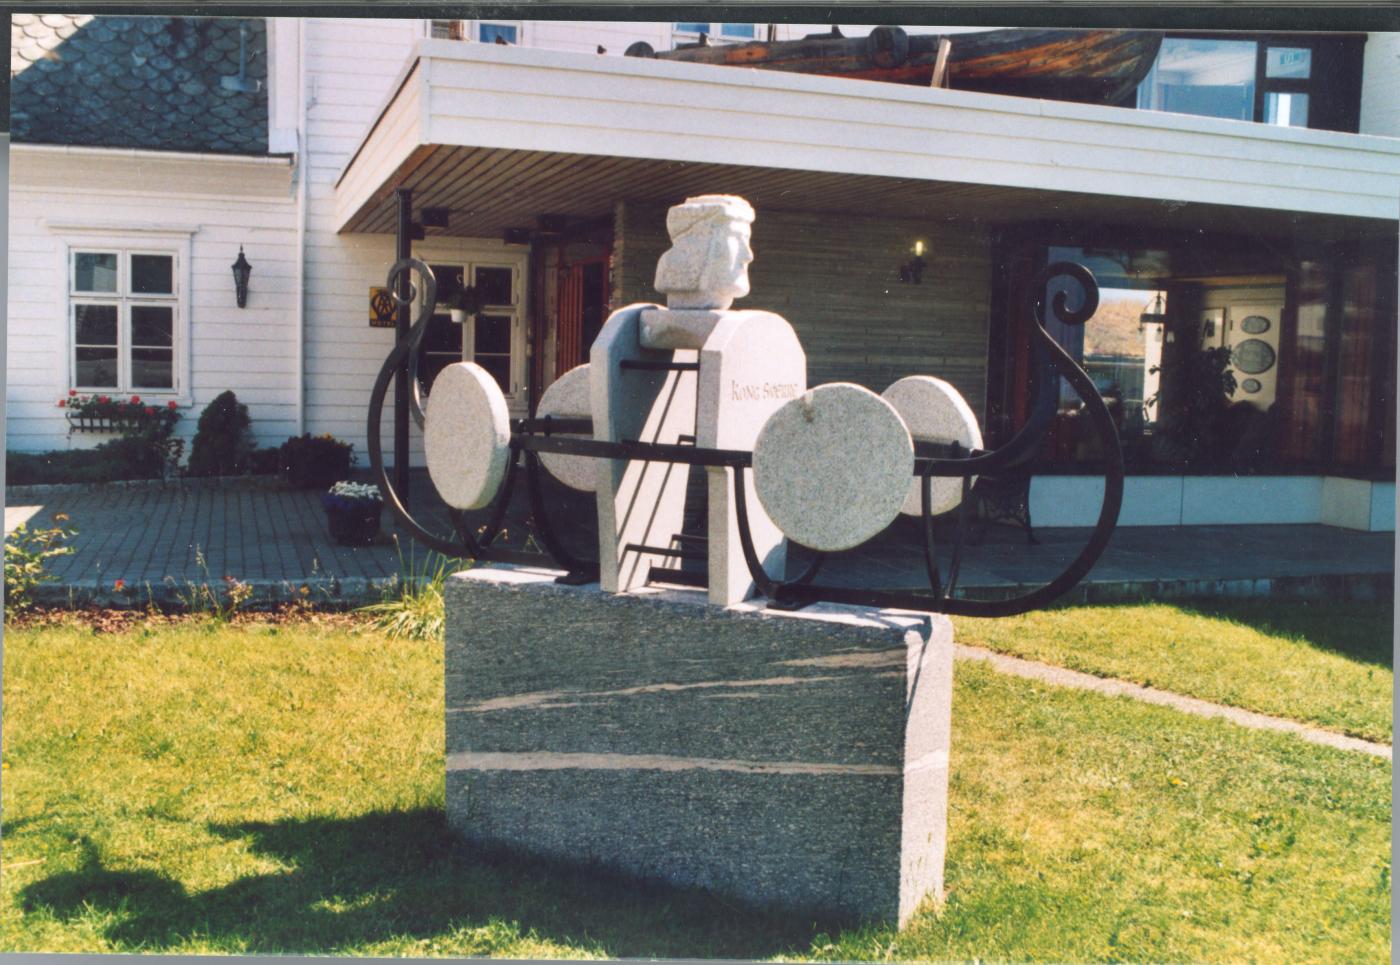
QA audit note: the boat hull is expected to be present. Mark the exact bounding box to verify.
[632,28,1164,108]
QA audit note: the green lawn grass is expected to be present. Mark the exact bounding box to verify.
[2,616,1390,962]
[954,598,1393,744]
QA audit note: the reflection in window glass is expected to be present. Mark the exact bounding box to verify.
[1265,47,1311,79]
[474,266,514,306]
[75,252,118,292]
[130,254,173,294]
[131,306,174,346]
[75,304,119,346]
[720,23,755,38]
[131,348,174,389]
[1137,38,1257,122]
[674,22,708,34]
[76,347,119,388]
[478,23,516,44]
[1265,91,1309,127]
[475,315,512,355]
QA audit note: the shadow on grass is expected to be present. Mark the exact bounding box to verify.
[1170,597,1394,670]
[19,808,828,958]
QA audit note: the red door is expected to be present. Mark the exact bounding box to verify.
[555,254,610,379]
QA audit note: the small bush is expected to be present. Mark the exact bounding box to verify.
[7,430,183,486]
[280,433,354,490]
[4,517,76,611]
[246,447,283,476]
[187,391,254,477]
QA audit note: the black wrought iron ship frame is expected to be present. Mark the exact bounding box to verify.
[367,258,1124,618]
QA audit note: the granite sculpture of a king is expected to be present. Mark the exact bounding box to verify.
[588,194,806,604]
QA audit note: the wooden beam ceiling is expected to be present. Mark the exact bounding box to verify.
[341,144,1394,244]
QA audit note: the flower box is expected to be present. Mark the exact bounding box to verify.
[321,481,383,546]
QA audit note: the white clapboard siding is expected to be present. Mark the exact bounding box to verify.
[1360,33,1400,139]
[299,17,539,466]
[7,152,298,453]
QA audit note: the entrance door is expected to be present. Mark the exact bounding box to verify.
[555,255,609,378]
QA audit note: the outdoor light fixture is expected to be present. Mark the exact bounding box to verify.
[1138,291,1168,331]
[899,240,927,284]
[231,246,252,308]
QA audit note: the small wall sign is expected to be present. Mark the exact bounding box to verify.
[369,287,397,328]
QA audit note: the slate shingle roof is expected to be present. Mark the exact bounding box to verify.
[11,14,270,155]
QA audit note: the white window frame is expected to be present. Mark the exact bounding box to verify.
[48,223,196,405]
[427,19,526,46]
[417,252,528,407]
[671,22,758,48]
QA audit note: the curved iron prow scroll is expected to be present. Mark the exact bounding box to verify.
[367,259,1124,618]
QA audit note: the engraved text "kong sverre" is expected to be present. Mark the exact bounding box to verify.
[731,381,801,402]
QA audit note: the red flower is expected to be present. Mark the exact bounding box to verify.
[57,399,66,408]
[68,389,78,397]
[97,396,110,404]
[113,579,126,592]
[130,395,141,404]
[146,407,157,416]
[167,401,178,410]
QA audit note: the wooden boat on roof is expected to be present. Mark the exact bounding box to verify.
[624,27,1164,107]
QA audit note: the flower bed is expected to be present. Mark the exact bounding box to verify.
[60,392,180,434]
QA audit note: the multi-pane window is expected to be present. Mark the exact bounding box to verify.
[477,22,518,44]
[672,22,757,45]
[1135,34,1361,133]
[420,262,521,399]
[430,19,519,44]
[69,248,177,391]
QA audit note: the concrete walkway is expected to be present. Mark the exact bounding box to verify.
[5,474,1393,608]
[955,643,1391,759]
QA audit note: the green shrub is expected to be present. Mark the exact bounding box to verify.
[187,391,254,477]
[357,541,463,641]
[246,446,283,476]
[7,425,183,486]
[280,433,354,490]
[4,517,75,611]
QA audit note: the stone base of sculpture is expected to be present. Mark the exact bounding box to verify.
[443,566,953,926]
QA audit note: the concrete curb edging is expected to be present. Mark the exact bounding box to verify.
[30,574,401,611]
[6,474,291,501]
[954,643,1392,760]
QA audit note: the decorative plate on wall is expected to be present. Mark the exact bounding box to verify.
[1233,338,1276,375]
[1240,315,1271,335]
[1241,378,1262,394]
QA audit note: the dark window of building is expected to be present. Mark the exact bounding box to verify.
[1135,33,1363,133]
[992,229,1394,476]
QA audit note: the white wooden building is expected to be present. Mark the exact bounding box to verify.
[8,17,1400,529]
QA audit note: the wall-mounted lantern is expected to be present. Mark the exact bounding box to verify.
[899,240,927,284]
[231,246,253,308]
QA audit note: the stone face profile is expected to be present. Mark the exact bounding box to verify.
[653,194,755,310]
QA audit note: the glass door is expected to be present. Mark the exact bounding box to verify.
[420,262,523,403]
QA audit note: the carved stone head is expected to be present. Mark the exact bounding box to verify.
[653,194,756,310]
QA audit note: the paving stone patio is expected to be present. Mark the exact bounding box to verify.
[5,472,1394,609]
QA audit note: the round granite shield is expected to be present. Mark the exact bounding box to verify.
[424,362,511,510]
[882,375,983,516]
[752,383,913,552]
[535,363,595,492]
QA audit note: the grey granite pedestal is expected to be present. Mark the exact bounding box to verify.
[444,566,954,926]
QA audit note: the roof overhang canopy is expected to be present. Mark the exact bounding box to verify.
[336,40,1400,242]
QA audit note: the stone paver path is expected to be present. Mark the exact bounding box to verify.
[6,475,1393,609]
